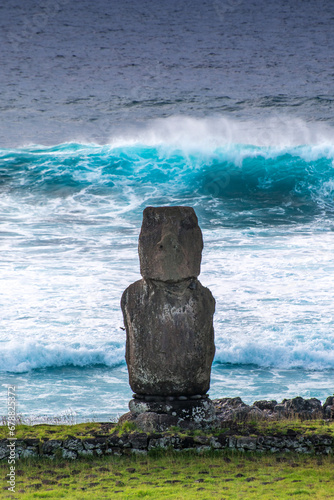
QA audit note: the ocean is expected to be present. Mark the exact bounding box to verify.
[1,0,333,422]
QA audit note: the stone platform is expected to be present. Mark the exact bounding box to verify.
[121,394,216,432]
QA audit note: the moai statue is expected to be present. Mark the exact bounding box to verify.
[121,206,216,430]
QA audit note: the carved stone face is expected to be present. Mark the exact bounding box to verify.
[138,206,203,282]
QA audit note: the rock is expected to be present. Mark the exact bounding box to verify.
[128,432,148,450]
[237,437,257,451]
[122,278,215,395]
[213,397,248,409]
[0,440,9,460]
[135,412,178,433]
[248,406,263,419]
[253,400,278,411]
[282,397,322,418]
[213,397,252,422]
[63,438,84,453]
[323,396,334,419]
[41,440,62,456]
[138,206,203,282]
[324,396,334,408]
[129,397,216,430]
[118,412,136,425]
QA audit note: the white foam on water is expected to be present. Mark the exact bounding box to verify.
[106,115,334,150]
[0,341,125,373]
[215,342,334,370]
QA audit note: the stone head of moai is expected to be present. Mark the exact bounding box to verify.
[139,206,203,282]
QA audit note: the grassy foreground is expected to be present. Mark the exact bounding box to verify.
[1,449,334,499]
[1,420,334,498]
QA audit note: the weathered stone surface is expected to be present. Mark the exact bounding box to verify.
[42,439,62,456]
[282,397,322,418]
[127,397,216,431]
[118,411,136,425]
[63,438,84,453]
[253,400,278,411]
[0,440,9,460]
[0,422,334,460]
[138,206,203,282]
[237,437,257,451]
[323,396,334,419]
[213,396,334,422]
[135,412,178,433]
[122,277,215,395]
[213,397,257,422]
[129,397,215,422]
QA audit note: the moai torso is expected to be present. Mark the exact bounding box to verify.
[121,206,215,396]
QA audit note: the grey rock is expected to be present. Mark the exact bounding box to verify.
[248,406,263,419]
[193,435,209,445]
[135,412,178,433]
[138,206,203,282]
[213,397,248,409]
[274,404,287,416]
[253,400,278,411]
[118,411,137,425]
[122,277,215,396]
[128,432,148,450]
[324,396,334,408]
[237,437,257,451]
[281,397,322,418]
[63,438,84,453]
[20,448,38,458]
[128,397,216,427]
[0,440,9,460]
[133,394,145,399]
[62,449,77,459]
[83,438,106,454]
[42,439,62,455]
[323,396,334,419]
[144,395,163,402]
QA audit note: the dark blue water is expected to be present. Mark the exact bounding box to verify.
[0,0,333,422]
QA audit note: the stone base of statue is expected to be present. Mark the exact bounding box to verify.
[119,394,216,432]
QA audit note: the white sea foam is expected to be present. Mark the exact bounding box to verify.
[2,338,334,373]
[0,341,125,373]
[215,342,334,370]
[107,115,334,150]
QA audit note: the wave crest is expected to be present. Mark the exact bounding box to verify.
[215,341,334,370]
[0,341,125,373]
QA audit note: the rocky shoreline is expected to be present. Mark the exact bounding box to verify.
[214,395,334,422]
[119,395,334,432]
[1,396,333,460]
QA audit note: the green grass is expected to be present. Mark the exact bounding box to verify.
[224,418,334,438]
[0,423,106,441]
[1,418,334,442]
[1,449,334,499]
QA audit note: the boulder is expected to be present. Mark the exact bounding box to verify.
[253,400,278,411]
